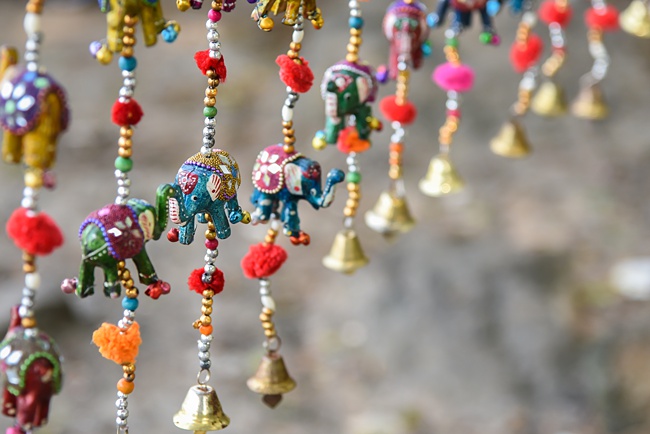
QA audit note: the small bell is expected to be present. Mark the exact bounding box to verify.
[173,384,230,433]
[247,352,296,408]
[620,0,650,38]
[418,154,464,197]
[322,228,369,274]
[364,190,416,237]
[490,118,531,158]
[531,80,568,117]
[571,82,609,120]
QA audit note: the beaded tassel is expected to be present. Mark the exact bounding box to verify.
[1,1,67,433]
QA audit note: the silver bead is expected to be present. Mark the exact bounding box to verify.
[204,117,216,127]
[201,273,212,284]
[208,50,221,60]
[25,40,38,51]
[202,136,215,147]
[116,417,128,428]
[200,333,213,343]
[201,146,212,156]
[124,310,136,319]
[123,78,136,88]
[204,254,215,264]
[197,341,210,352]
[115,398,128,409]
[20,297,34,308]
[203,126,215,137]
[18,305,32,318]
[115,170,127,179]
[199,360,211,370]
[117,178,131,187]
[204,264,216,274]
[22,288,35,298]
[117,409,129,419]
[346,155,357,166]
[121,70,135,79]
[198,351,211,362]
[117,186,130,197]
[205,19,219,30]
[208,41,221,51]
[21,197,36,209]
[119,87,134,98]
[24,51,39,62]
[206,249,218,259]
[207,30,219,42]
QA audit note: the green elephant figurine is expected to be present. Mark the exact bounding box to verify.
[313,60,381,153]
[62,185,175,299]
[90,0,180,65]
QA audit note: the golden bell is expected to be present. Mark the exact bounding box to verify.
[322,229,369,274]
[173,385,230,433]
[418,154,464,197]
[364,191,416,237]
[571,83,609,120]
[247,353,296,408]
[490,118,531,158]
[620,0,650,38]
[531,80,568,117]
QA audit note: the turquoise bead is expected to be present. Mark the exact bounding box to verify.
[349,17,364,29]
[115,156,133,172]
[118,56,137,72]
[122,297,139,311]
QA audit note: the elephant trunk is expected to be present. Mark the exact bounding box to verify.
[325,91,341,123]
[394,28,414,64]
[316,168,345,209]
[154,184,177,239]
[0,46,19,81]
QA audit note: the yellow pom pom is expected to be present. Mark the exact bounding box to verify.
[96,46,113,65]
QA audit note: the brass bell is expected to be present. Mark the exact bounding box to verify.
[322,229,369,274]
[531,80,568,117]
[571,83,609,120]
[418,154,464,197]
[620,0,650,38]
[247,352,296,408]
[173,384,230,433]
[364,190,416,237]
[490,118,531,158]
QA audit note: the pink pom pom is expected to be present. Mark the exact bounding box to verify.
[432,62,475,93]
[241,243,288,279]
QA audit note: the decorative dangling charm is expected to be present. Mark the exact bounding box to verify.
[243,1,341,407]
[316,0,381,274]
[90,0,180,65]
[1,2,67,433]
[620,0,650,38]
[167,1,247,429]
[250,0,323,31]
[530,0,572,117]
[367,0,429,238]
[571,0,619,120]
[491,3,541,158]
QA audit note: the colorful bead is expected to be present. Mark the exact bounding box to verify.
[118,56,137,71]
[117,378,134,394]
[205,239,219,250]
[122,297,139,311]
[346,172,362,184]
[349,16,364,29]
[203,106,217,117]
[208,9,221,22]
[115,157,133,172]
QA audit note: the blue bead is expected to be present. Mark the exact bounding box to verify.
[349,16,364,29]
[426,13,439,28]
[486,0,501,16]
[421,41,433,57]
[162,26,178,43]
[118,56,137,72]
[122,297,139,311]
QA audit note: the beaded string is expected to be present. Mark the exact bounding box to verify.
[540,0,568,93]
[510,11,539,119]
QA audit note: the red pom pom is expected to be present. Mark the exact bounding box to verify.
[194,50,227,81]
[538,0,573,27]
[188,267,225,295]
[6,208,63,256]
[276,55,314,93]
[585,5,620,31]
[379,95,417,125]
[509,33,544,73]
[241,243,288,279]
[111,99,143,126]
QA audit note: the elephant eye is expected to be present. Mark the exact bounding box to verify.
[191,195,198,201]
[344,93,352,101]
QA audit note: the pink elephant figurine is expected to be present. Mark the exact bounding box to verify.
[1,306,62,434]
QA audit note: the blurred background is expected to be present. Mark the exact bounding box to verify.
[2,0,650,433]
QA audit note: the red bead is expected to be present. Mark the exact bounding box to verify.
[205,239,219,250]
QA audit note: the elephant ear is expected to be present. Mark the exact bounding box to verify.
[139,209,155,241]
[356,76,370,104]
[284,163,303,195]
[206,173,222,201]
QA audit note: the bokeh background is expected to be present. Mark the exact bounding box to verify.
[2,0,650,433]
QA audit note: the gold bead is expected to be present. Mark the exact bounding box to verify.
[207,78,219,87]
[343,208,356,217]
[121,46,134,58]
[121,270,131,280]
[262,307,273,315]
[122,363,136,374]
[118,137,132,148]
[347,183,359,192]
[350,36,362,46]
[22,264,36,273]
[282,121,293,128]
[21,317,36,328]
[206,69,216,79]
[346,199,358,209]
[262,322,273,330]
[259,313,270,322]
[204,97,216,107]
[202,298,213,307]
[118,148,132,158]
[200,315,212,325]
[123,27,135,36]
[264,236,275,244]
[350,28,361,36]
[282,128,295,136]
[123,373,135,382]
[283,136,296,145]
[347,44,359,54]
[120,127,133,138]
[205,231,216,240]
[346,54,358,63]
[289,42,301,51]
[122,36,135,46]
[203,290,215,298]
[201,306,213,316]
[24,170,43,189]
[205,88,217,98]
[125,278,134,288]
[264,329,276,337]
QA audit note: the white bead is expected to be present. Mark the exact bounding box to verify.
[261,295,276,312]
[23,13,41,35]
[282,105,293,122]
[522,12,537,26]
[25,40,38,52]
[25,273,40,290]
[292,30,304,44]
[21,197,35,209]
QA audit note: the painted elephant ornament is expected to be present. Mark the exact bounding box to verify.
[0,46,69,176]
[1,307,63,434]
[380,1,430,82]
[163,149,249,245]
[64,189,174,299]
[251,0,324,31]
[251,145,344,245]
[313,61,381,153]
[90,0,180,64]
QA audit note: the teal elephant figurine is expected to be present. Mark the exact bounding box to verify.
[251,145,344,245]
[313,61,381,153]
[162,149,249,245]
[63,185,175,299]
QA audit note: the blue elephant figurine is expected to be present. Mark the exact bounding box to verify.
[251,145,345,245]
[161,149,249,245]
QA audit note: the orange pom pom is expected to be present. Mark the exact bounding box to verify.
[92,322,142,365]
